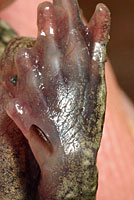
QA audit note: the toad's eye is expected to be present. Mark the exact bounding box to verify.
[10,75,18,86]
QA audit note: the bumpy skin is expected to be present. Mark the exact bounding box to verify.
[0,20,39,200]
[0,0,110,199]
[0,36,40,200]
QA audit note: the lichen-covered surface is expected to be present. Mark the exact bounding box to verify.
[0,0,110,199]
[0,19,17,56]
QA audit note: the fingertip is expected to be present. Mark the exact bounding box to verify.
[6,99,32,137]
[37,1,56,37]
[88,3,111,44]
[95,3,111,33]
[96,3,110,15]
[6,99,24,124]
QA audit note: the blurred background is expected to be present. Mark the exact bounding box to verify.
[78,0,134,102]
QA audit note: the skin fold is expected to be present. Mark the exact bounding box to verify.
[0,0,111,199]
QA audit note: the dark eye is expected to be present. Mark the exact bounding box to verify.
[10,75,18,86]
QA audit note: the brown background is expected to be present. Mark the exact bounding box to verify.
[78,0,134,102]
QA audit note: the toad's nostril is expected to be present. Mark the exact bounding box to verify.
[30,124,54,154]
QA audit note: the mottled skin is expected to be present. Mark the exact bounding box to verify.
[0,21,40,200]
[0,0,110,200]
